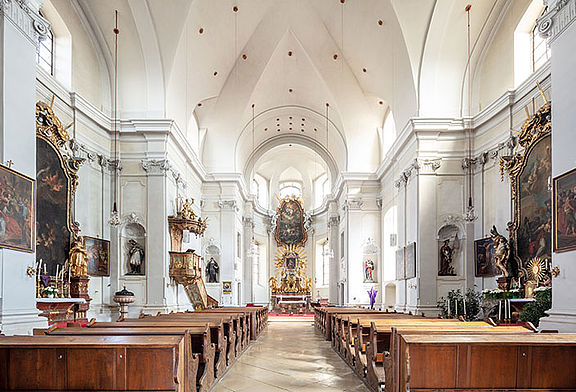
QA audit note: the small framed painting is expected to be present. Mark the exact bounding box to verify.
[474,237,498,277]
[0,165,35,252]
[84,236,110,277]
[222,281,232,294]
[553,167,576,252]
[395,248,405,280]
[405,242,416,279]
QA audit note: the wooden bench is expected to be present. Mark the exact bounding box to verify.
[195,307,268,340]
[363,322,533,392]
[0,335,194,391]
[390,333,576,392]
[135,314,243,360]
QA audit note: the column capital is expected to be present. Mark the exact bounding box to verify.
[218,199,239,212]
[328,215,340,228]
[538,0,576,44]
[141,159,170,174]
[1,0,50,45]
[344,198,363,211]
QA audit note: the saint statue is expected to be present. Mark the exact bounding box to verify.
[127,239,145,275]
[364,259,375,282]
[491,226,511,277]
[439,239,455,276]
[205,257,219,283]
[69,239,88,277]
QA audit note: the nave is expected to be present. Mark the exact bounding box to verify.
[213,319,369,392]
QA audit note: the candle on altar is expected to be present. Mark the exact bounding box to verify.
[498,300,502,321]
[56,265,59,280]
[454,299,457,316]
[447,298,451,317]
[44,263,46,274]
[463,297,466,315]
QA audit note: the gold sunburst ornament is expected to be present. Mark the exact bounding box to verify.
[526,257,549,283]
[269,244,311,295]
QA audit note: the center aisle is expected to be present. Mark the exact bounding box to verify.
[212,318,370,392]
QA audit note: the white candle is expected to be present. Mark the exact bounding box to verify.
[454,299,458,316]
[498,300,502,321]
[447,299,451,317]
[44,264,46,274]
[56,265,59,280]
[463,298,466,316]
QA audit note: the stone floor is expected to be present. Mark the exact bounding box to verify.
[212,320,370,392]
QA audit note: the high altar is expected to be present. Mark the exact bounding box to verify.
[269,197,312,312]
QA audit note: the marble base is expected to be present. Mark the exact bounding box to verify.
[539,309,576,332]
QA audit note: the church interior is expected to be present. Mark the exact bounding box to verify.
[1,0,576,390]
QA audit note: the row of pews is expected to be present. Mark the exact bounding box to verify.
[0,306,268,391]
[314,306,576,392]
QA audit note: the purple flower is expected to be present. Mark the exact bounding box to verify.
[367,288,378,309]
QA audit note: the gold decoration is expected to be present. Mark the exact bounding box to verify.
[168,198,207,251]
[551,266,560,277]
[526,257,549,283]
[69,239,88,277]
[26,266,36,277]
[269,244,311,296]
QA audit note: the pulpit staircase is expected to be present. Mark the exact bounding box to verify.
[169,249,218,309]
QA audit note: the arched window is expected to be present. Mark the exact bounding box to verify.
[279,181,302,199]
[531,15,549,72]
[37,12,54,74]
[251,173,269,207]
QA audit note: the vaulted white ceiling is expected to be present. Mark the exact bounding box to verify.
[53,0,514,174]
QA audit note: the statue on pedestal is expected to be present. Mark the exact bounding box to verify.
[69,239,88,277]
[439,239,456,276]
[491,226,511,277]
[127,239,145,275]
[205,257,219,283]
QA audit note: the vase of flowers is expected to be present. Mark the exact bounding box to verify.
[42,286,59,298]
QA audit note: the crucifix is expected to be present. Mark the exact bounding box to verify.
[6,160,13,169]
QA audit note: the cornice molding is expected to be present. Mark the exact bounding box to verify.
[538,0,576,44]
[0,0,50,45]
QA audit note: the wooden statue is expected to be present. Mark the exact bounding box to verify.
[69,239,88,277]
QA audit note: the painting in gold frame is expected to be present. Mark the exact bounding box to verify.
[500,100,552,275]
[84,236,110,276]
[0,165,35,252]
[553,167,576,252]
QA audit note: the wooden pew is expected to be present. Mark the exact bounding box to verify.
[145,313,242,360]
[363,323,533,392]
[87,320,218,390]
[0,335,194,391]
[313,307,384,341]
[390,333,576,392]
[195,307,268,340]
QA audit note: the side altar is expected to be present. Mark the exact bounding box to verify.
[269,197,312,313]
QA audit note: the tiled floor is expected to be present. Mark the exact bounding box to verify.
[212,320,370,392]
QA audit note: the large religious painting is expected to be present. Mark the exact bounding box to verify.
[474,237,498,277]
[553,167,576,252]
[84,236,110,277]
[0,165,35,252]
[274,196,307,247]
[500,100,552,280]
[270,197,311,296]
[516,134,551,262]
[36,100,81,276]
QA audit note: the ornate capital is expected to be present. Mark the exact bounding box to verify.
[0,0,50,45]
[395,159,421,187]
[122,212,145,227]
[242,216,254,229]
[328,215,340,228]
[344,198,363,211]
[218,200,238,212]
[537,0,576,43]
[141,159,170,174]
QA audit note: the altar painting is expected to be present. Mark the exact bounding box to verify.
[36,138,73,274]
[516,135,551,263]
[275,197,306,246]
[0,165,35,252]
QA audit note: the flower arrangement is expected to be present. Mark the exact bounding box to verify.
[482,287,522,300]
[42,286,59,298]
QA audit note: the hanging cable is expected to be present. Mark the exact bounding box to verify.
[109,10,121,227]
[465,4,476,221]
